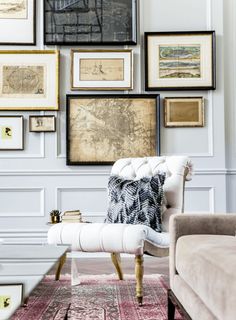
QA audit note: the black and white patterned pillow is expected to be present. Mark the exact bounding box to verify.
[104,173,165,232]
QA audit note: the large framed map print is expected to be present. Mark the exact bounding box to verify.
[0,50,59,111]
[44,0,137,45]
[66,94,160,165]
[0,0,36,45]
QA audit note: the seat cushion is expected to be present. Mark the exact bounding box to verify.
[176,235,236,320]
[47,223,170,255]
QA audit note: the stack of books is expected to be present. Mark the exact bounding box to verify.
[61,210,82,223]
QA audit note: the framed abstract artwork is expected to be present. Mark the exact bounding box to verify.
[0,116,24,150]
[0,50,59,111]
[71,49,133,90]
[66,94,160,165]
[164,97,204,127]
[0,284,23,319]
[145,31,216,90]
[44,0,137,45]
[29,115,56,132]
[0,0,36,45]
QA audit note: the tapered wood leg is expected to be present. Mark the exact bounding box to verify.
[168,290,176,320]
[111,253,124,280]
[135,255,144,306]
[55,253,66,281]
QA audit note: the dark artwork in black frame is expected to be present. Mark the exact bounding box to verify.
[44,0,137,45]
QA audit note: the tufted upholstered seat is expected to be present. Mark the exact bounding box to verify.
[48,156,192,304]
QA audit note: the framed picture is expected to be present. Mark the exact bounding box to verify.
[29,115,56,132]
[71,49,133,91]
[0,284,23,319]
[0,50,59,111]
[164,97,204,127]
[44,0,137,45]
[0,116,24,150]
[0,0,36,45]
[67,94,160,165]
[145,31,216,91]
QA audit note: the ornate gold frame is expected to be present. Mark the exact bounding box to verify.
[0,50,60,111]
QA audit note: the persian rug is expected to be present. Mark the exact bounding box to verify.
[12,274,184,320]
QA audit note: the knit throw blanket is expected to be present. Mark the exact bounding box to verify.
[104,174,165,232]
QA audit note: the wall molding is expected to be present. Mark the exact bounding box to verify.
[0,229,48,245]
[185,186,215,212]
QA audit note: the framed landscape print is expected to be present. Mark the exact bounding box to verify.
[71,49,133,90]
[0,116,24,150]
[0,284,23,319]
[145,31,216,90]
[67,94,160,165]
[44,0,137,45]
[29,115,56,132]
[0,0,36,45]
[164,97,204,127]
[0,50,59,111]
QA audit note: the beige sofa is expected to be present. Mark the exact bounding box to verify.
[168,214,236,320]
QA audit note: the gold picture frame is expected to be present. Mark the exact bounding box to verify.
[0,50,59,111]
[164,97,204,127]
[71,49,133,91]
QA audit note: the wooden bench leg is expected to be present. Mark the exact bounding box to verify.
[168,289,176,320]
[111,253,124,280]
[55,253,66,281]
[135,255,144,306]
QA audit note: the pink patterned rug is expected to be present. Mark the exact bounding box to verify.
[12,274,184,320]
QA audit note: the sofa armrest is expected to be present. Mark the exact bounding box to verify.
[169,213,236,286]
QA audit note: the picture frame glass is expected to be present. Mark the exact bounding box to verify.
[0,116,23,150]
[67,95,159,165]
[44,0,137,45]
[0,284,23,319]
[30,116,56,132]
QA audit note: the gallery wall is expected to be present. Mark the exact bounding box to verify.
[0,0,229,244]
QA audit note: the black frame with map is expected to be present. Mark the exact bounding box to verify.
[44,0,137,45]
[66,94,160,165]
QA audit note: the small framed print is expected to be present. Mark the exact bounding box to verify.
[0,116,24,150]
[164,97,204,127]
[67,94,160,165]
[29,115,56,132]
[71,49,133,91]
[0,0,36,45]
[145,31,216,90]
[0,50,59,111]
[0,283,23,319]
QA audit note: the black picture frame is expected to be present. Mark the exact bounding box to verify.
[66,94,160,165]
[29,115,56,132]
[0,0,36,46]
[145,31,216,91]
[44,0,137,45]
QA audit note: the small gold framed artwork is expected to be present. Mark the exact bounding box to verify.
[71,49,133,91]
[164,97,204,127]
[29,115,56,132]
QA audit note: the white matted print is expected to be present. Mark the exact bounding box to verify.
[71,49,133,90]
[0,1,35,45]
[0,284,23,320]
[0,116,24,150]
[0,50,59,110]
[29,115,56,132]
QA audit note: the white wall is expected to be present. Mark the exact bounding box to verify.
[0,0,229,244]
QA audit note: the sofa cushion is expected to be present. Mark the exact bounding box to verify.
[176,235,236,320]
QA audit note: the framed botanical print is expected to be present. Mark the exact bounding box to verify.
[164,97,204,127]
[0,284,23,319]
[44,0,137,45]
[145,31,216,90]
[29,115,56,132]
[67,94,160,165]
[0,116,24,150]
[0,50,59,111]
[71,49,133,90]
[0,0,36,45]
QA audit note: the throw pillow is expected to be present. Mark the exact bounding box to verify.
[104,173,165,232]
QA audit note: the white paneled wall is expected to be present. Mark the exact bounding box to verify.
[0,0,230,244]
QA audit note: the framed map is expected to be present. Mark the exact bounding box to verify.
[145,31,216,90]
[44,0,137,45]
[0,50,59,111]
[71,49,133,90]
[66,94,160,165]
[0,0,36,45]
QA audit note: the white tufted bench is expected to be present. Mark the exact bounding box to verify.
[48,156,192,305]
